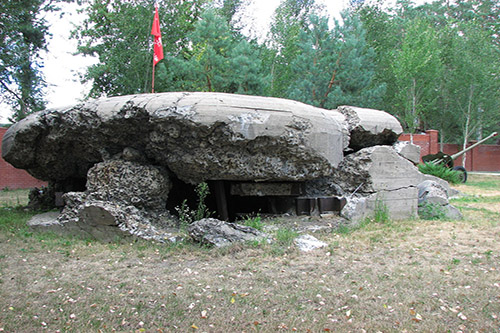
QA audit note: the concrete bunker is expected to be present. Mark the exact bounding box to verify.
[2,92,453,241]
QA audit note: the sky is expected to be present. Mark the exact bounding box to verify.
[0,0,348,123]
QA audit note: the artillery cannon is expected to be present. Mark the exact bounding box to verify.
[422,131,498,183]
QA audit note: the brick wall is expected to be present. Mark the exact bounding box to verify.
[399,130,500,172]
[0,127,47,189]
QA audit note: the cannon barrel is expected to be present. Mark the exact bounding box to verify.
[423,131,498,166]
[450,131,498,160]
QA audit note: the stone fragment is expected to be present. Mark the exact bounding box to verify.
[86,159,171,210]
[294,234,328,252]
[333,146,420,221]
[188,218,268,247]
[417,180,449,206]
[28,211,84,237]
[337,105,403,151]
[417,180,463,220]
[393,141,421,165]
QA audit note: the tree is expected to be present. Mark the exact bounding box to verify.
[0,0,66,121]
[73,0,208,97]
[441,22,500,154]
[390,19,443,132]
[266,0,322,97]
[163,8,267,94]
[287,11,385,109]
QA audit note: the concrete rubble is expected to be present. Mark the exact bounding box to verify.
[417,180,463,220]
[2,92,461,243]
[188,218,268,247]
[293,234,328,252]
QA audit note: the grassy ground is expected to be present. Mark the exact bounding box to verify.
[0,188,29,207]
[0,175,499,332]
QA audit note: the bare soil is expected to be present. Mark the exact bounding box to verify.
[0,175,499,332]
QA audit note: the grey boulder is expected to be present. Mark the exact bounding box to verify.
[417,180,463,220]
[188,218,268,247]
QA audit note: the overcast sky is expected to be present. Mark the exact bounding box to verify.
[0,0,348,123]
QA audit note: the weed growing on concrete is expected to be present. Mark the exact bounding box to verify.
[175,182,212,227]
[418,202,447,220]
[373,198,390,224]
[193,182,211,221]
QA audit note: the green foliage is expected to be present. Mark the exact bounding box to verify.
[418,202,446,220]
[287,10,385,109]
[241,213,264,231]
[390,19,443,132]
[0,0,65,120]
[418,163,462,185]
[194,182,211,222]
[266,0,321,97]
[358,0,500,139]
[73,0,208,97]
[273,227,298,246]
[174,182,212,227]
[373,197,390,224]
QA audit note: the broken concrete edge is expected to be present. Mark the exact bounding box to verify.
[417,180,463,220]
[28,210,185,244]
[187,218,271,247]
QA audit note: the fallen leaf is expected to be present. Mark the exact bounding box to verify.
[230,297,235,304]
[458,312,467,320]
[201,310,207,319]
[191,324,198,329]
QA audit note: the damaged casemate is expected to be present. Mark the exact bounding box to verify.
[2,92,459,242]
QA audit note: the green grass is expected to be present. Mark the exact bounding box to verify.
[462,176,500,190]
[0,175,500,332]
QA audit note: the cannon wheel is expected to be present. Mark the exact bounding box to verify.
[452,166,467,183]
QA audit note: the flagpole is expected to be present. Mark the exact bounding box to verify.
[150,2,163,93]
[152,58,155,93]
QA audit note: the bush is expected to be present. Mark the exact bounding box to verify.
[418,162,462,184]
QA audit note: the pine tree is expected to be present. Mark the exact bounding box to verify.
[287,10,384,109]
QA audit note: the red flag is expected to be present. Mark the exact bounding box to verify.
[151,5,164,66]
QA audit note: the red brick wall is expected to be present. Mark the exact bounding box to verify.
[399,130,500,171]
[0,127,48,189]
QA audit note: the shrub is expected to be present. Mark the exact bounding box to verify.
[418,162,462,184]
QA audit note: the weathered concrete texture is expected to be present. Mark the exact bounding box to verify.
[333,146,420,221]
[417,180,463,220]
[393,141,421,165]
[1,92,431,240]
[57,194,178,242]
[230,182,304,197]
[341,187,419,222]
[2,92,348,184]
[86,159,171,210]
[334,146,421,194]
[337,106,403,151]
[188,218,268,247]
[54,159,178,242]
